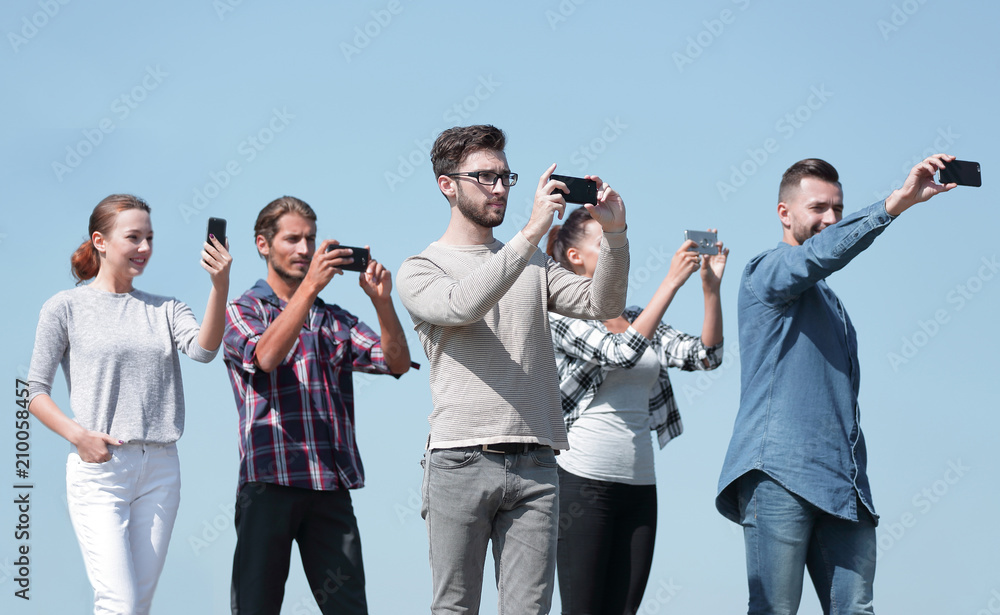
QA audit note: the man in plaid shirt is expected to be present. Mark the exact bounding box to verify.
[223,196,412,615]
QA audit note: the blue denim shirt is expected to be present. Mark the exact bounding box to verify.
[716,201,894,525]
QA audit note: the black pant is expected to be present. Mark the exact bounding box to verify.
[557,467,657,615]
[231,482,368,615]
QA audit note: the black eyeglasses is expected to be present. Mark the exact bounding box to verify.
[445,171,518,187]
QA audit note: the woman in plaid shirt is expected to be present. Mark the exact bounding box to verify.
[545,207,728,614]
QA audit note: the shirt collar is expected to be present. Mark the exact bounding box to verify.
[245,279,326,310]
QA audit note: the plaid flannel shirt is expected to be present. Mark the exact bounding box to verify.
[549,306,723,448]
[223,279,393,491]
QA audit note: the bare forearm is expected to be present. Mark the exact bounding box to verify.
[254,282,319,372]
[29,394,86,445]
[373,297,411,374]
[701,286,723,347]
[631,277,682,340]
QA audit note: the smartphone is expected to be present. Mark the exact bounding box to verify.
[685,230,719,255]
[206,217,227,244]
[325,244,370,272]
[550,174,598,205]
[939,159,982,187]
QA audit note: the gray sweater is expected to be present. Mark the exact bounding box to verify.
[27,285,217,443]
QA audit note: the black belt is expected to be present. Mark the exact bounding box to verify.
[480,442,549,454]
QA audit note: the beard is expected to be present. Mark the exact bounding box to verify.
[791,222,824,245]
[455,183,506,228]
[270,257,307,283]
[792,227,815,245]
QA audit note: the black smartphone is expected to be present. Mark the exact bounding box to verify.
[550,174,598,204]
[206,217,227,244]
[325,244,370,272]
[939,159,982,187]
[685,230,718,255]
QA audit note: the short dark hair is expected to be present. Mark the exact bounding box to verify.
[431,125,507,178]
[779,158,840,203]
[254,196,316,259]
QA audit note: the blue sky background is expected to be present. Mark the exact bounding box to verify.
[2,1,998,613]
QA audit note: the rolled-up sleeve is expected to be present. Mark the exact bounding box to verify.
[550,313,648,369]
[349,318,392,375]
[224,299,266,375]
[655,322,723,371]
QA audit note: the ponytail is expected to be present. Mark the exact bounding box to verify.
[70,239,101,284]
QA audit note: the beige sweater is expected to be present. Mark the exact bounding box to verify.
[396,230,629,450]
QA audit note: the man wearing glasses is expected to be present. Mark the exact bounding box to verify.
[396,124,630,614]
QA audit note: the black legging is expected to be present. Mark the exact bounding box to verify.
[556,466,657,615]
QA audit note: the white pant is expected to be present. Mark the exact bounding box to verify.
[66,442,181,615]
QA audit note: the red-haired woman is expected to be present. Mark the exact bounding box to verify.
[26,194,231,614]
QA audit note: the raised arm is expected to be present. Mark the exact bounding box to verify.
[629,240,702,340]
[550,313,649,369]
[547,174,629,320]
[399,164,583,326]
[397,235,537,327]
[196,235,233,353]
[651,323,724,372]
[636,235,727,370]
[253,240,344,372]
[751,154,958,306]
[359,255,411,374]
[748,204,894,306]
[521,163,570,247]
[884,153,957,216]
[698,233,727,348]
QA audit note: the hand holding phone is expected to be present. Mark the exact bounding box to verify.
[684,230,719,255]
[201,217,232,283]
[551,174,598,205]
[326,244,370,272]
[207,217,227,244]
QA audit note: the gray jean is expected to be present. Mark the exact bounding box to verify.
[422,446,560,615]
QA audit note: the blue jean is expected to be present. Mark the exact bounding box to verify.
[738,471,877,615]
[421,446,560,615]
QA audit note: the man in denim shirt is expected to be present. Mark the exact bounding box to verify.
[717,155,958,614]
